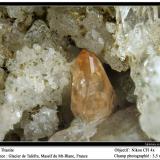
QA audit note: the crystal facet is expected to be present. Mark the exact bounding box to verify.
[71,49,117,123]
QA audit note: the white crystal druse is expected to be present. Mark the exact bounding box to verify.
[23,106,59,140]
[6,44,70,108]
[0,44,70,140]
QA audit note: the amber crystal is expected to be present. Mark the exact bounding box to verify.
[71,49,117,123]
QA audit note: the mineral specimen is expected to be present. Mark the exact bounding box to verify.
[71,49,117,123]
[0,44,70,140]
[113,6,160,141]
[22,106,59,141]
[6,44,70,108]
[0,6,159,142]
[49,49,117,141]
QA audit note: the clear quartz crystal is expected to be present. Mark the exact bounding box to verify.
[114,6,160,140]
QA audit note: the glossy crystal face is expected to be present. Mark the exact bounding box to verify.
[71,49,116,122]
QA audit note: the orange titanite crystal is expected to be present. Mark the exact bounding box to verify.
[71,49,117,123]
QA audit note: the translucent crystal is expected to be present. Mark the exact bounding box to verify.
[24,20,52,48]
[114,6,160,140]
[0,104,22,140]
[50,49,117,141]
[132,55,160,140]
[6,44,70,108]
[0,44,70,140]
[22,106,59,141]
[71,49,117,123]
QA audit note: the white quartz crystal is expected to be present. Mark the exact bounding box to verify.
[23,106,59,141]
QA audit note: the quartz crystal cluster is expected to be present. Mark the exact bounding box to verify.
[0,43,70,140]
[0,6,159,141]
[113,6,160,141]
